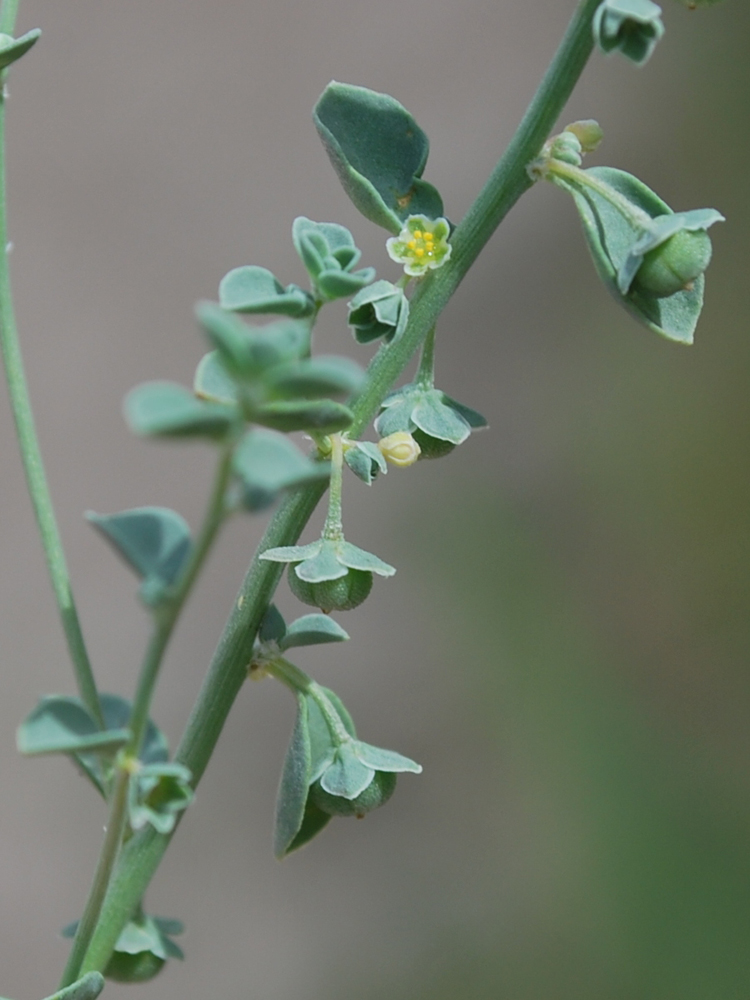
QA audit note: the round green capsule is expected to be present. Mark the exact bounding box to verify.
[411,428,456,460]
[104,950,165,983]
[633,228,712,298]
[310,771,397,817]
[288,564,373,612]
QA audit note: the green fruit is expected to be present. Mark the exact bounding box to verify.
[310,771,397,817]
[288,564,373,612]
[633,228,712,298]
[104,950,165,983]
[412,428,456,460]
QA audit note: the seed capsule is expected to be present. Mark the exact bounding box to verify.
[310,771,397,817]
[411,428,457,460]
[104,951,165,983]
[288,565,373,612]
[633,228,713,298]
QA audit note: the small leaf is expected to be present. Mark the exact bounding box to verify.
[348,280,409,344]
[0,29,41,71]
[86,507,192,588]
[128,762,193,834]
[194,351,239,405]
[124,381,237,439]
[279,614,350,650]
[17,696,130,757]
[263,355,365,400]
[196,302,310,376]
[320,743,374,799]
[253,398,354,434]
[219,265,313,317]
[337,540,396,576]
[353,741,423,773]
[344,440,387,484]
[41,973,105,1000]
[286,799,331,853]
[412,393,471,445]
[259,603,286,643]
[233,428,331,511]
[314,82,443,234]
[274,693,312,858]
[593,0,665,65]
[441,394,489,429]
[316,267,376,300]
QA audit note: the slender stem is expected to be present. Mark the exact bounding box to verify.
[266,658,349,742]
[78,0,603,973]
[546,157,653,226]
[321,434,343,540]
[415,325,437,388]
[62,443,233,984]
[0,0,103,726]
[59,767,130,988]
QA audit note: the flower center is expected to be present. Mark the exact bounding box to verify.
[406,229,436,260]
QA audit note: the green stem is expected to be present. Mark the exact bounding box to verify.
[415,325,437,388]
[78,0,602,974]
[63,443,234,985]
[266,658,350,744]
[321,434,343,540]
[0,0,103,727]
[546,157,653,226]
[58,767,130,988]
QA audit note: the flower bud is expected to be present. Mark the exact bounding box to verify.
[563,120,604,155]
[288,564,373,612]
[378,431,421,467]
[632,227,713,298]
[310,771,397,818]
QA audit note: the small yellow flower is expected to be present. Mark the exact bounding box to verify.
[386,215,452,277]
[378,431,421,467]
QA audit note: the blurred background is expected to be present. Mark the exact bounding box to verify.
[0,1,748,997]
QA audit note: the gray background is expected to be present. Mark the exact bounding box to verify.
[1,1,749,998]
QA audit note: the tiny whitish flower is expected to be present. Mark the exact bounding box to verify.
[378,431,421,467]
[386,216,452,277]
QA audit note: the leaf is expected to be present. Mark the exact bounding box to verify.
[314,82,443,234]
[263,355,365,400]
[344,441,387,484]
[128,762,193,834]
[258,603,286,643]
[194,352,239,405]
[279,614,349,650]
[316,267,376,301]
[286,799,332,853]
[348,280,409,344]
[196,303,310,377]
[0,29,41,71]
[441,393,489,429]
[412,393,471,445]
[219,265,313,317]
[124,381,237,438]
[559,167,706,344]
[253,398,354,434]
[233,428,331,511]
[320,743,374,799]
[86,507,192,588]
[274,693,312,858]
[353,741,423,773]
[337,540,396,576]
[17,696,130,757]
[41,973,105,1000]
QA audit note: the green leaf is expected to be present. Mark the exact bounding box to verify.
[558,167,707,344]
[41,973,105,1000]
[441,394,489,429]
[196,303,309,377]
[17,696,130,757]
[412,393,471,444]
[128,763,193,834]
[316,267,375,301]
[593,0,665,65]
[194,352,239,405]
[274,693,312,858]
[0,29,41,71]
[124,381,237,438]
[259,603,286,643]
[219,265,313,317]
[233,428,331,511]
[253,398,354,434]
[279,614,350,651]
[286,798,331,853]
[86,507,192,591]
[344,440,388,484]
[337,540,396,576]
[320,742,374,799]
[348,280,410,344]
[263,356,365,400]
[353,741,422,773]
[314,82,443,234]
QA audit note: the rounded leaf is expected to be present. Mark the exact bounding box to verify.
[124,381,237,438]
[219,265,314,317]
